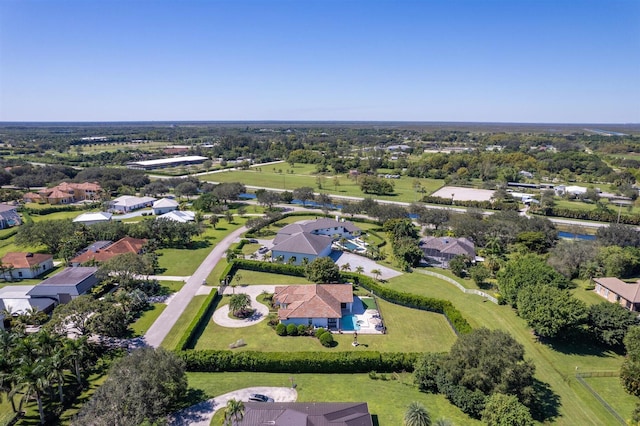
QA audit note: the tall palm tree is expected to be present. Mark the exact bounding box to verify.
[0,330,19,413]
[404,401,431,426]
[371,269,382,281]
[12,351,49,424]
[355,266,365,275]
[224,398,245,425]
[341,263,351,272]
[64,336,90,386]
[48,348,67,403]
[229,294,251,317]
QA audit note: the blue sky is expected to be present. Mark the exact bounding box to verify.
[0,0,638,123]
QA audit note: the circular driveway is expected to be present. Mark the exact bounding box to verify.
[212,285,275,328]
[170,386,297,426]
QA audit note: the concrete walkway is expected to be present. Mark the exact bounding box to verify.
[170,386,297,426]
[213,285,275,328]
[144,226,248,348]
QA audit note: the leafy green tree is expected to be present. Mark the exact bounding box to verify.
[596,223,640,248]
[75,347,187,425]
[193,192,220,212]
[497,254,569,307]
[516,286,587,339]
[304,257,340,283]
[442,328,535,406]
[588,302,639,347]
[212,182,246,204]
[481,393,534,426]
[516,231,551,254]
[98,252,153,291]
[404,401,431,426]
[292,187,315,206]
[448,255,470,278]
[413,352,446,393]
[229,293,251,317]
[621,326,640,397]
[15,219,77,256]
[46,295,98,336]
[469,265,491,287]
[596,245,640,278]
[360,175,394,195]
[547,240,598,279]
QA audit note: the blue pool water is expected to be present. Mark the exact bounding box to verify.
[558,231,596,241]
[341,314,360,331]
[343,241,360,251]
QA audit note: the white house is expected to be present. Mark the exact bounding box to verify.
[274,284,353,329]
[0,286,56,330]
[152,198,179,215]
[73,212,112,226]
[1,252,54,280]
[156,210,196,223]
[109,195,156,213]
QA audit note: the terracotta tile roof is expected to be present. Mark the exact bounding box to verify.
[1,252,53,269]
[71,236,147,264]
[275,284,353,319]
[594,277,640,303]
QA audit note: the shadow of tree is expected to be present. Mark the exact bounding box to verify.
[530,378,561,422]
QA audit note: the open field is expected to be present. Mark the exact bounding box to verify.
[388,272,625,425]
[187,372,483,426]
[199,164,445,203]
[193,296,457,352]
[581,376,640,423]
[431,185,495,202]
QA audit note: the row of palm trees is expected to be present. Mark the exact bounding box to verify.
[0,328,92,425]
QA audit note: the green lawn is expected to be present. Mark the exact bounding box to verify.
[186,372,482,426]
[194,297,456,353]
[161,295,208,350]
[130,303,167,337]
[159,280,186,294]
[388,272,625,425]
[570,279,606,306]
[581,376,640,423]
[199,164,445,203]
[233,270,311,285]
[156,219,247,276]
[0,400,16,426]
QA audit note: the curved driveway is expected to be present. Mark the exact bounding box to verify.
[213,285,274,327]
[170,386,297,426]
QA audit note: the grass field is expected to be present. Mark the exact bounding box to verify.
[194,296,457,353]
[570,279,607,306]
[199,164,445,203]
[388,271,625,425]
[161,295,208,350]
[186,372,482,426]
[581,376,640,423]
[130,303,167,337]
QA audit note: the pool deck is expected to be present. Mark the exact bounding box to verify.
[338,297,385,335]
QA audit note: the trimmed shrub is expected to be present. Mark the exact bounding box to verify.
[315,327,327,338]
[275,323,287,336]
[286,323,298,336]
[297,324,308,336]
[319,331,334,347]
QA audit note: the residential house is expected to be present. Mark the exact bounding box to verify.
[237,402,372,426]
[0,286,56,330]
[27,267,99,304]
[157,210,195,223]
[29,182,102,205]
[593,277,640,312]
[0,204,21,229]
[73,212,112,226]
[420,236,476,265]
[152,198,179,215]
[109,195,156,213]
[70,236,147,266]
[274,284,353,329]
[1,252,54,280]
[271,218,360,265]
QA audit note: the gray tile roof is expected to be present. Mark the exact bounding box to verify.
[420,236,475,257]
[272,233,333,255]
[239,402,372,426]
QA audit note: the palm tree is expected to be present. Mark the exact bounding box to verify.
[433,418,453,426]
[341,263,351,272]
[0,330,19,413]
[48,348,67,403]
[224,398,245,425]
[355,266,365,275]
[229,293,251,317]
[12,343,50,424]
[64,336,90,386]
[371,269,382,281]
[404,401,431,426]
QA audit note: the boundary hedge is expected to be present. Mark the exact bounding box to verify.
[178,350,419,373]
[175,290,222,351]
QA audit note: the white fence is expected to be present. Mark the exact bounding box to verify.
[417,270,498,304]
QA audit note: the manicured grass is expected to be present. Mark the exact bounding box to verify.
[159,280,186,294]
[570,279,606,306]
[161,295,208,350]
[199,165,445,203]
[186,372,482,426]
[0,400,16,426]
[130,303,167,337]
[232,270,311,286]
[156,219,247,276]
[194,297,456,353]
[388,271,625,425]
[57,374,108,424]
[582,376,640,423]
[360,297,377,310]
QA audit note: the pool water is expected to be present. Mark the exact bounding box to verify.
[341,314,360,331]
[343,241,360,251]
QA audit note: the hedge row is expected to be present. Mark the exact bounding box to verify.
[541,207,640,225]
[175,290,222,351]
[341,272,472,335]
[231,259,306,277]
[177,350,419,373]
[20,205,83,215]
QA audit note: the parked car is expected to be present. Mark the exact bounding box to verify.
[247,238,259,243]
[258,246,269,254]
[249,393,273,402]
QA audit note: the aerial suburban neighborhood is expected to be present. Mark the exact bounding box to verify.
[1,0,639,425]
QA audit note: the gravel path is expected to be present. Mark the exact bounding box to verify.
[169,386,297,426]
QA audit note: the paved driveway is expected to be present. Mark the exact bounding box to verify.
[170,386,297,426]
[330,251,403,281]
[213,285,275,328]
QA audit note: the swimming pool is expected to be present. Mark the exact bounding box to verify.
[343,241,360,251]
[341,314,360,331]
